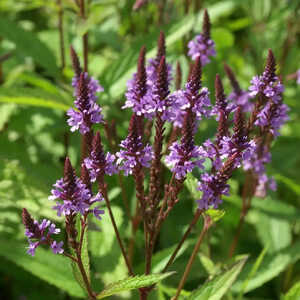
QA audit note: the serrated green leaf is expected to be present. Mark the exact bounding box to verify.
[96,272,174,299]
[233,241,300,293]
[186,258,247,300]
[284,281,300,300]
[0,239,85,298]
[205,209,225,222]
[0,17,59,76]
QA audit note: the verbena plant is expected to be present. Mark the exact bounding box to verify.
[20,5,291,299]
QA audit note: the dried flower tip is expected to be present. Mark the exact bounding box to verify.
[188,57,202,94]
[22,208,35,230]
[136,46,147,98]
[156,56,169,101]
[70,46,82,77]
[233,106,245,136]
[181,110,195,152]
[63,157,76,186]
[157,31,166,61]
[202,9,211,39]
[128,113,143,139]
[175,61,182,90]
[224,63,241,94]
[77,72,90,108]
[80,164,91,190]
[215,74,226,110]
[216,110,228,142]
[264,49,276,81]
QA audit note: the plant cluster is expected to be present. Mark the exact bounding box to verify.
[21,8,290,300]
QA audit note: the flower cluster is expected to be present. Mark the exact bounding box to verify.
[84,132,117,182]
[67,72,104,134]
[165,59,211,128]
[123,33,173,119]
[22,208,63,256]
[197,107,256,209]
[49,158,104,220]
[117,115,153,176]
[188,10,216,65]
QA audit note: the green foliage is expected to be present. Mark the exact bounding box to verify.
[283,281,300,300]
[1,0,300,299]
[233,241,300,293]
[0,239,85,298]
[96,273,174,299]
[0,17,59,76]
[186,257,247,300]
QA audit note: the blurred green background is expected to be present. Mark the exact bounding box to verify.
[0,0,300,299]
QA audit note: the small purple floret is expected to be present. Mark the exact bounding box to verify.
[116,135,153,176]
[165,142,206,180]
[188,34,216,65]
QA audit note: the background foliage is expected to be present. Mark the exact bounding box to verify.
[0,0,300,299]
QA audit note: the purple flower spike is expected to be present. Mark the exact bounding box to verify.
[166,112,206,179]
[197,173,229,210]
[146,32,172,88]
[123,46,150,116]
[249,50,283,104]
[165,58,211,128]
[116,115,153,176]
[67,72,104,134]
[188,10,216,65]
[49,157,104,217]
[165,141,205,179]
[84,132,117,182]
[211,74,235,120]
[22,208,63,256]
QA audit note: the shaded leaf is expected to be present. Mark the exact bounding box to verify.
[0,17,59,76]
[0,239,85,298]
[233,241,300,293]
[186,257,247,300]
[96,272,174,299]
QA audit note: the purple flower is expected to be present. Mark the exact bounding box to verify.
[243,143,276,196]
[187,10,216,66]
[51,241,64,254]
[255,101,289,137]
[146,58,172,89]
[67,72,104,134]
[22,208,63,256]
[165,141,206,179]
[117,136,153,176]
[164,84,211,128]
[84,132,117,182]
[116,114,153,176]
[188,34,216,65]
[49,158,104,218]
[228,91,253,112]
[197,173,229,210]
[92,206,105,220]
